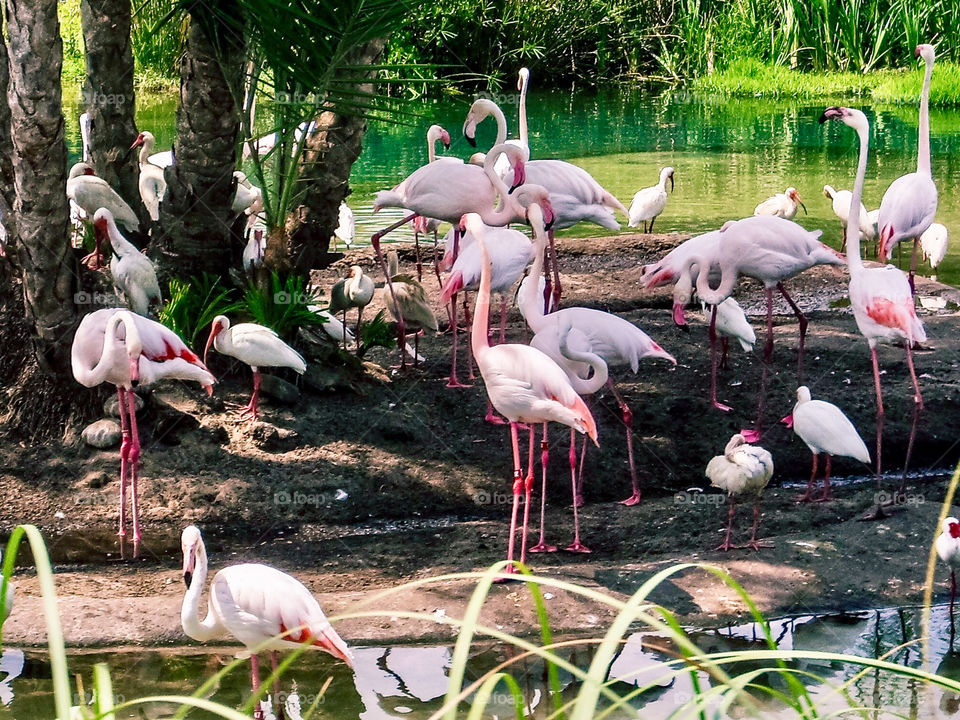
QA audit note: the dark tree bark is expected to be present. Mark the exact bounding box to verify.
[287,38,385,274]
[5,0,75,373]
[0,35,14,231]
[81,0,147,228]
[156,3,245,277]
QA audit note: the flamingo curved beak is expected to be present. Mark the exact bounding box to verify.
[509,159,526,192]
[819,106,845,124]
[672,302,688,329]
[541,199,556,231]
[669,174,674,193]
[182,546,196,588]
[780,414,794,428]
[462,118,478,147]
[441,129,451,150]
[128,356,140,387]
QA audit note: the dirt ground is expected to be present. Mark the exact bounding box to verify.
[3,231,960,648]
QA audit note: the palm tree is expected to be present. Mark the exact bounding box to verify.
[0,38,14,228]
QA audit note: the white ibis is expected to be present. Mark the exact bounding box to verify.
[921,222,949,279]
[72,308,215,554]
[823,184,874,250]
[93,208,162,317]
[754,187,806,220]
[705,433,774,551]
[130,131,167,222]
[333,201,354,251]
[628,167,675,233]
[203,316,307,422]
[67,163,140,243]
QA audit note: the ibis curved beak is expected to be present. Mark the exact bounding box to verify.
[203,322,221,367]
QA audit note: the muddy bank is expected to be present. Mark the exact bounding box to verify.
[1,231,959,647]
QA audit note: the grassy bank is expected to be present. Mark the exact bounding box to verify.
[693,58,960,105]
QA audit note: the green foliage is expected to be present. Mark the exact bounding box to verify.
[131,0,185,81]
[357,309,395,358]
[157,273,240,347]
[238,273,326,340]
[59,0,87,86]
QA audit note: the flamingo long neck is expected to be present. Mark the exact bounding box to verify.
[427,129,438,163]
[478,148,522,225]
[918,55,933,177]
[517,216,548,331]
[693,252,735,305]
[470,229,493,362]
[488,103,508,147]
[180,541,221,642]
[80,312,126,386]
[845,122,870,275]
[558,333,608,395]
[517,74,529,148]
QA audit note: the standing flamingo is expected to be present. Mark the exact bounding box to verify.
[94,208,162,317]
[781,386,870,502]
[439,223,534,391]
[203,316,307,422]
[180,525,353,716]
[754,187,806,220]
[820,106,925,518]
[877,44,938,291]
[130,131,167,222]
[640,229,722,291]
[411,124,459,281]
[705,433,774,551]
[383,251,438,367]
[628,167,675,233]
[328,266,375,352]
[465,211,598,568]
[72,309,215,555]
[518,207,674,506]
[937,518,960,627]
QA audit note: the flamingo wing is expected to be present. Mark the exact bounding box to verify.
[877,173,938,253]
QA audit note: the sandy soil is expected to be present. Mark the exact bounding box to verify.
[2,231,960,648]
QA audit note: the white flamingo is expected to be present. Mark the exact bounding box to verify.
[705,433,774,551]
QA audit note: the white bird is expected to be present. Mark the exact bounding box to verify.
[754,187,806,220]
[0,550,12,624]
[700,297,755,364]
[308,305,355,347]
[705,433,774,551]
[921,222,949,278]
[242,120,317,159]
[203,316,307,421]
[333,201,355,250]
[782,385,869,503]
[242,229,265,273]
[383,250,438,367]
[232,171,263,216]
[79,112,92,162]
[823,184,874,248]
[67,163,141,241]
[72,309,215,554]
[93,208,162,317]
[130,131,167,222]
[180,525,353,705]
[628,167,675,232]
[328,266,375,350]
[937,518,960,619]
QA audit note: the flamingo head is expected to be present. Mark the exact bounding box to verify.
[671,282,691,329]
[83,166,95,176]
[439,127,451,149]
[518,67,529,91]
[878,223,895,260]
[180,525,203,588]
[130,132,146,150]
[513,185,554,230]
[780,413,794,428]
[787,187,807,215]
[509,158,526,191]
[916,44,935,64]
[203,315,229,367]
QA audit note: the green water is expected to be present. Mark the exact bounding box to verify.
[62,87,960,284]
[3,605,958,718]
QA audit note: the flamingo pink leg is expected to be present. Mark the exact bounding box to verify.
[777,281,808,381]
[708,305,732,412]
[565,428,590,553]
[518,426,535,564]
[270,650,284,720]
[741,351,768,444]
[372,217,416,369]
[574,433,587,508]
[250,653,264,720]
[126,388,143,556]
[413,228,423,282]
[896,347,924,498]
[908,239,919,294]
[502,422,524,575]
[798,452,819,503]
[744,497,772,550]
[446,292,471,388]
[715,496,737,551]
[464,294,476,381]
[863,345,887,520]
[608,380,641,506]
[117,387,131,544]
[432,229,444,290]
[530,424,558,553]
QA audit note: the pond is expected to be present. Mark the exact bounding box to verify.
[61,86,960,286]
[3,603,959,718]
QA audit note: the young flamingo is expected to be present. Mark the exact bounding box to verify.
[464,211,598,569]
[706,433,774,551]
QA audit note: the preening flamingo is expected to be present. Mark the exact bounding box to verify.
[640,229,722,291]
[754,187,806,220]
[439,222,535,390]
[705,433,774,551]
[243,229,265,273]
[180,525,353,711]
[877,44,938,291]
[93,208,162,317]
[464,211,598,570]
[203,316,307,422]
[72,309,215,555]
[782,385,869,502]
[383,250,438,367]
[130,131,167,222]
[937,518,960,624]
[628,167,675,233]
[920,222,949,279]
[518,206,675,506]
[328,266,375,351]
[820,106,925,518]
[823,184,875,250]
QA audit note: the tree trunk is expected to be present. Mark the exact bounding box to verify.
[155,2,245,278]
[5,0,75,373]
[81,0,147,228]
[287,38,385,274]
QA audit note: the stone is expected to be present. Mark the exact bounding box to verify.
[82,419,122,449]
[259,375,300,405]
[252,423,299,452]
[103,392,144,418]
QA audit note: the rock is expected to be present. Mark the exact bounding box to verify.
[259,375,300,405]
[103,392,144,418]
[83,470,111,489]
[303,365,340,392]
[252,423,299,452]
[82,419,122,449]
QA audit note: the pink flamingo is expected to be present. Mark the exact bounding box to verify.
[820,106,926,518]
[72,309,215,555]
[180,525,353,714]
[464,211,598,569]
[518,209,675,508]
[640,229,722,292]
[412,124,459,282]
[877,44,938,292]
[439,222,535,394]
[371,143,529,372]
